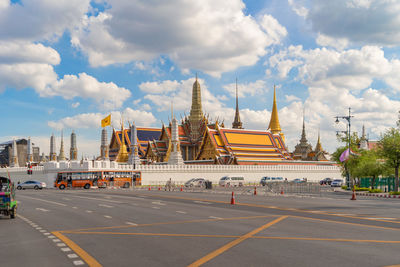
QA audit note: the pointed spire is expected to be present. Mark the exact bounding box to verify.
[10,138,19,167]
[232,78,243,129]
[268,85,281,134]
[50,133,57,161]
[300,108,307,143]
[59,130,66,161]
[116,119,129,163]
[315,129,323,152]
[27,137,33,163]
[189,75,204,141]
[70,130,78,161]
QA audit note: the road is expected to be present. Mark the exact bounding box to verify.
[2,187,400,267]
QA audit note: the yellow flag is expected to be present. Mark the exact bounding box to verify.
[101,114,111,127]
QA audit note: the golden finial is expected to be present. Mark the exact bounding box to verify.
[268,84,281,134]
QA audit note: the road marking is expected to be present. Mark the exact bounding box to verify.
[209,216,222,219]
[52,239,61,242]
[125,222,138,226]
[61,247,72,252]
[310,210,324,213]
[44,233,50,235]
[36,227,42,230]
[39,230,46,232]
[176,211,187,214]
[57,243,66,247]
[104,215,112,219]
[19,195,67,206]
[253,236,400,243]
[99,204,114,208]
[366,218,397,220]
[67,254,78,259]
[61,215,277,233]
[48,235,56,239]
[72,207,78,209]
[152,201,166,206]
[86,210,93,213]
[72,195,122,203]
[188,216,288,267]
[194,201,212,205]
[35,208,50,212]
[152,206,160,209]
[73,260,85,266]
[62,198,71,201]
[31,224,38,227]
[53,231,101,267]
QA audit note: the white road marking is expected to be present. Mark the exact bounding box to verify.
[176,211,187,214]
[61,247,71,252]
[57,243,66,247]
[72,195,122,203]
[72,207,78,209]
[104,215,112,219]
[52,239,61,242]
[35,208,49,212]
[367,217,397,220]
[125,222,138,226]
[209,216,223,219]
[44,233,50,235]
[31,224,38,227]
[36,227,42,230]
[152,207,160,209]
[62,198,71,201]
[48,235,56,239]
[73,260,85,266]
[19,195,67,206]
[99,204,114,208]
[67,254,78,259]
[86,210,93,213]
[310,210,324,213]
[39,230,46,232]
[194,201,212,205]
[151,201,166,206]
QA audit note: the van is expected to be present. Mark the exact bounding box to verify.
[219,176,245,187]
[260,176,284,186]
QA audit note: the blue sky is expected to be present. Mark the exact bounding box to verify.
[1,0,400,157]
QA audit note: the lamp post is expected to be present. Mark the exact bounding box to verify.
[335,107,354,188]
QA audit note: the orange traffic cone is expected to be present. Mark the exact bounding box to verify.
[180,185,183,192]
[351,188,356,200]
[148,186,151,191]
[254,186,257,196]
[231,191,235,205]
[280,188,284,195]
[158,186,161,191]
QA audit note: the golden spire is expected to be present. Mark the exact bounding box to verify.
[232,78,243,129]
[116,118,129,163]
[315,129,323,152]
[268,85,281,134]
[189,75,204,141]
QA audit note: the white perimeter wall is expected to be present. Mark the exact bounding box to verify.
[0,161,343,186]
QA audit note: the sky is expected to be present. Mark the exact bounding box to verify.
[1,0,400,158]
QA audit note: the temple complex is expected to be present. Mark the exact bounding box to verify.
[109,77,293,165]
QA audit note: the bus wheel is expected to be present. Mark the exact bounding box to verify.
[84,184,90,189]
[59,184,65,190]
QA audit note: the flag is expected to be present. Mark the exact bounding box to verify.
[339,148,350,162]
[101,114,111,127]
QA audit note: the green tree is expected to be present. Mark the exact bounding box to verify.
[352,149,388,189]
[378,128,400,192]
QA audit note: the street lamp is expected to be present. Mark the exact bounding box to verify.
[334,107,354,188]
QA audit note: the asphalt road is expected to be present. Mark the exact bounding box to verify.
[2,187,400,267]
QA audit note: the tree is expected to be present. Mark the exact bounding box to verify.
[352,149,388,189]
[378,128,400,192]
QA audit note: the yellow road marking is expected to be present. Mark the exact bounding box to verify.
[60,231,400,244]
[139,193,400,225]
[290,215,400,231]
[59,215,277,233]
[187,216,288,267]
[52,231,102,267]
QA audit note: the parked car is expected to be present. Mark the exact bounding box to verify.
[320,178,333,185]
[331,179,344,187]
[17,180,46,190]
[219,176,245,187]
[293,178,306,183]
[260,176,284,186]
[185,178,206,187]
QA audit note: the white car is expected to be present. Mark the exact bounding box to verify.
[17,180,47,190]
[219,176,245,187]
[185,178,206,187]
[331,179,343,187]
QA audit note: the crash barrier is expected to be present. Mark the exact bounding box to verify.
[356,192,400,199]
[263,182,322,195]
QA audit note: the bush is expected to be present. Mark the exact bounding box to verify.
[354,186,369,191]
[389,191,400,195]
[341,185,348,190]
[368,188,382,193]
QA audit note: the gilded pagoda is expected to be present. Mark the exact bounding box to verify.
[109,77,293,165]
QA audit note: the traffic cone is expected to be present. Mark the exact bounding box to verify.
[180,185,183,192]
[158,186,161,191]
[351,188,356,200]
[148,186,151,191]
[231,191,235,205]
[254,186,257,196]
[280,188,284,195]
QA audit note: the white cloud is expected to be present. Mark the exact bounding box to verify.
[71,102,80,108]
[285,95,301,102]
[71,0,287,76]
[48,108,157,131]
[288,0,309,17]
[316,33,349,50]
[308,0,400,46]
[0,0,90,42]
[223,80,268,98]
